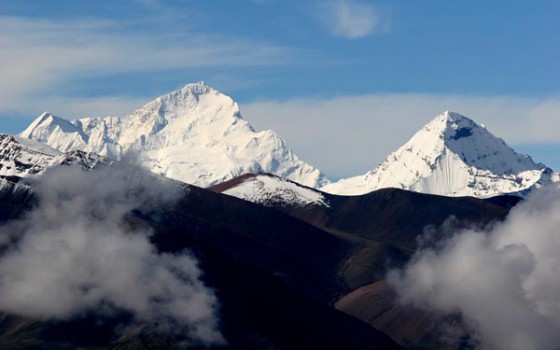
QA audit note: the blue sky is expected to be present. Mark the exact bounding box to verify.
[1,0,558,177]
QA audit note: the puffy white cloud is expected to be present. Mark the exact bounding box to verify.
[316,0,385,39]
[0,165,224,345]
[388,184,560,350]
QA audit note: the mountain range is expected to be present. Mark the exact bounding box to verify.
[18,83,558,198]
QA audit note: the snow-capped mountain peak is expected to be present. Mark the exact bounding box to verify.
[20,83,329,188]
[20,112,88,153]
[322,111,558,197]
[410,110,541,174]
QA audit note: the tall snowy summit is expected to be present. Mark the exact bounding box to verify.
[20,82,329,188]
[322,111,559,197]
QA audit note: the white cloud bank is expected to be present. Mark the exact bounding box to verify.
[388,184,560,350]
[317,0,384,39]
[0,166,224,345]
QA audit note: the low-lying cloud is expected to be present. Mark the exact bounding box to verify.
[0,165,224,345]
[388,184,560,350]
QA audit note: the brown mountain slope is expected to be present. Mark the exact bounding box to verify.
[213,174,519,348]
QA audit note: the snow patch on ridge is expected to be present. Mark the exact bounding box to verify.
[223,174,329,208]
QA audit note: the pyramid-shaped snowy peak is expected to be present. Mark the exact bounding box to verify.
[322,111,559,197]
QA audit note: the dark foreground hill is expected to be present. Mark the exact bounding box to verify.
[213,174,520,348]
[0,175,400,350]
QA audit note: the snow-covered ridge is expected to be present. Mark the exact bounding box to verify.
[0,133,64,178]
[322,111,559,197]
[220,174,329,208]
[0,133,110,180]
[20,82,329,188]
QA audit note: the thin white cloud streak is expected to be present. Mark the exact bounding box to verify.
[316,0,384,39]
[241,94,560,177]
[0,166,224,345]
[33,96,149,120]
[0,15,296,114]
[388,184,560,350]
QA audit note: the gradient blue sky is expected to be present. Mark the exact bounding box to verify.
[1,0,558,177]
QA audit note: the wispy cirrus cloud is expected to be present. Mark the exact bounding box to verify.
[315,0,387,39]
[0,15,298,117]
